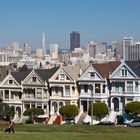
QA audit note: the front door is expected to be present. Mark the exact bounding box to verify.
[112,97,119,111]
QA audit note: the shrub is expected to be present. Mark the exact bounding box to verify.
[88,102,108,121]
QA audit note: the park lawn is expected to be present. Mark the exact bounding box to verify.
[0,124,140,140]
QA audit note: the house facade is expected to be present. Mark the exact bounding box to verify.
[0,61,140,117]
[49,66,80,114]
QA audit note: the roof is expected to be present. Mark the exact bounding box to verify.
[125,60,140,77]
[11,67,60,84]
[62,65,81,80]
[11,69,32,84]
[35,67,59,82]
[0,66,17,81]
[93,61,121,78]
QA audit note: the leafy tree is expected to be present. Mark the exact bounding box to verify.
[0,103,15,120]
[23,108,44,116]
[23,108,44,123]
[125,101,140,118]
[88,102,109,121]
[59,104,79,120]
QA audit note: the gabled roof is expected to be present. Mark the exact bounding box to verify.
[93,61,121,78]
[11,67,60,84]
[35,67,59,82]
[62,65,81,80]
[11,69,32,84]
[0,66,17,81]
[125,60,140,77]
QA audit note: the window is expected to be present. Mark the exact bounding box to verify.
[59,74,65,81]
[102,84,105,93]
[90,72,95,78]
[83,85,88,92]
[95,84,100,93]
[36,88,42,98]
[135,82,138,92]
[9,80,13,84]
[32,77,36,82]
[122,69,127,76]
[5,90,9,99]
[127,82,133,92]
[65,86,70,96]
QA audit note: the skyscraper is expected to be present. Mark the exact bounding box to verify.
[123,37,134,60]
[50,44,58,59]
[70,31,80,52]
[42,32,46,56]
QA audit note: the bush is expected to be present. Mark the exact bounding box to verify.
[59,104,79,120]
[88,102,108,121]
[125,101,140,118]
[26,118,34,124]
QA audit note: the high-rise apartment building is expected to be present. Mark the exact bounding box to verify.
[88,41,96,58]
[123,37,134,60]
[70,31,80,52]
[50,44,58,59]
[122,37,140,61]
[23,42,31,55]
[42,32,46,56]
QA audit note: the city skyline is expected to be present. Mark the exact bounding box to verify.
[0,0,140,50]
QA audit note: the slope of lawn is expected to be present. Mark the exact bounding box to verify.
[0,124,140,140]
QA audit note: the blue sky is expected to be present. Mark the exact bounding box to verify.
[0,0,140,50]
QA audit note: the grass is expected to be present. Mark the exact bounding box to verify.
[0,124,140,140]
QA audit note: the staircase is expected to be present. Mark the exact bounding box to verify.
[108,110,117,123]
[12,117,21,124]
[76,112,87,124]
[19,116,29,124]
[47,114,57,124]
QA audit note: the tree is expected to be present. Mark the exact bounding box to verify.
[125,101,140,118]
[0,103,15,121]
[23,108,44,123]
[88,102,109,121]
[59,104,79,120]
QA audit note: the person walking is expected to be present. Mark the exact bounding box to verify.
[9,120,14,133]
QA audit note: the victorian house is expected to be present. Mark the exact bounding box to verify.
[0,67,59,117]
[78,61,121,112]
[109,61,140,115]
[49,65,81,114]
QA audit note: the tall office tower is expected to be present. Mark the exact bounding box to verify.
[11,42,19,52]
[23,42,31,54]
[123,37,140,61]
[88,41,96,58]
[96,42,107,54]
[70,31,80,52]
[112,41,123,59]
[50,44,58,59]
[132,42,140,60]
[42,32,46,56]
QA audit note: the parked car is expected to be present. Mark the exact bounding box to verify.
[127,120,140,127]
[65,117,75,124]
[96,121,115,126]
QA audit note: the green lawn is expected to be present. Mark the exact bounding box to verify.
[0,124,140,140]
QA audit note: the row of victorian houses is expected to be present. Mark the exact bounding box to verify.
[0,60,140,118]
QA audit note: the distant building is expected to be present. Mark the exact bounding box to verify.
[11,42,19,52]
[123,37,134,60]
[50,44,58,59]
[112,41,123,59]
[88,41,96,58]
[36,48,43,58]
[70,31,80,52]
[96,42,107,54]
[23,42,31,55]
[42,32,46,56]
